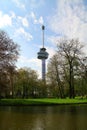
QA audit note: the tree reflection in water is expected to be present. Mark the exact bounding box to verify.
[0,105,87,130]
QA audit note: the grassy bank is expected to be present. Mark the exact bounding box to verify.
[0,98,87,106]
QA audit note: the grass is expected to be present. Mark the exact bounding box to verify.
[0,98,87,106]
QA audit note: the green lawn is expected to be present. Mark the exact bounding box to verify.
[0,98,87,106]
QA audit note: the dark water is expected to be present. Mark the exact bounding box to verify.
[0,105,87,130]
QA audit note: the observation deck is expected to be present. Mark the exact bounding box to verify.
[37,47,49,59]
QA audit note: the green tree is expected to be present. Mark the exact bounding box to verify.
[14,67,38,98]
[37,80,48,98]
[76,57,87,97]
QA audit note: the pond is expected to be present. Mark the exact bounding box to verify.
[0,105,87,130]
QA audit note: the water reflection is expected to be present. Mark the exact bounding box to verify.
[0,105,87,130]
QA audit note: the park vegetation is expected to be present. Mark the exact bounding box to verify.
[0,30,87,99]
[47,39,87,98]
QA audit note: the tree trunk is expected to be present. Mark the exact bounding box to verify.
[69,63,75,98]
[56,66,64,98]
[10,74,14,98]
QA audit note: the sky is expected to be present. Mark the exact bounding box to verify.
[0,0,87,78]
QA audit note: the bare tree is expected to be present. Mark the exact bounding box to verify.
[47,54,65,98]
[57,39,84,98]
[0,30,19,98]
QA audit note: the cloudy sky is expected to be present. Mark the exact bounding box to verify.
[0,0,87,78]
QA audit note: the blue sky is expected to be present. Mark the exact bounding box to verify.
[0,0,87,78]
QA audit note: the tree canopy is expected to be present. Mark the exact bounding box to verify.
[0,30,19,68]
[0,30,19,98]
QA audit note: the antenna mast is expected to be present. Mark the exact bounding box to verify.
[42,25,45,48]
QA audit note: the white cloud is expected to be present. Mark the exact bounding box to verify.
[18,16,29,27]
[0,11,12,27]
[17,56,42,77]
[47,46,55,58]
[47,36,60,45]
[14,27,33,41]
[22,17,29,27]
[18,56,41,67]
[29,0,45,9]
[30,12,35,19]
[12,0,25,9]
[38,16,44,24]
[30,12,44,24]
[10,11,16,19]
[48,0,87,43]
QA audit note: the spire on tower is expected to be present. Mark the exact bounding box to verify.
[42,25,45,48]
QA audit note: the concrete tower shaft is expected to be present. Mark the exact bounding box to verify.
[42,59,45,80]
